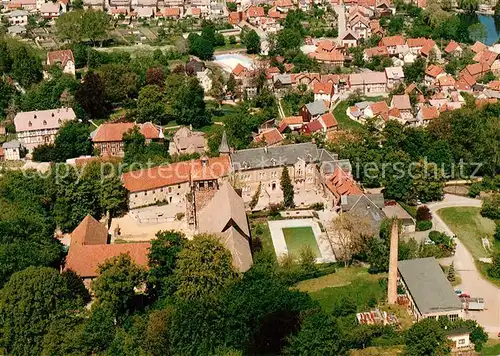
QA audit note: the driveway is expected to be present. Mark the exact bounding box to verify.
[427,195,499,337]
[333,5,346,39]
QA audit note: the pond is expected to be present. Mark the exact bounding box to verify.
[478,14,500,45]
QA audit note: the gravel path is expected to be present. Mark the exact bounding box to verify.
[427,195,499,337]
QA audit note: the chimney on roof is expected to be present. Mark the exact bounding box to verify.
[387,219,399,304]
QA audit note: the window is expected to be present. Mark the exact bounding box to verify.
[134,194,137,198]
[458,339,465,345]
[168,187,172,193]
[43,120,47,126]
[177,185,180,189]
[144,192,147,196]
[448,314,459,322]
[28,121,32,127]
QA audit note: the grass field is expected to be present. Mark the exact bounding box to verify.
[332,100,365,131]
[481,340,500,355]
[282,226,321,258]
[437,207,497,259]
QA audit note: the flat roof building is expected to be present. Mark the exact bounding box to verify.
[398,257,463,321]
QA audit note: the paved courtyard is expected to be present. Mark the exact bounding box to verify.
[110,204,192,242]
[268,219,336,263]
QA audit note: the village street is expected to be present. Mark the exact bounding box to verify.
[427,195,500,337]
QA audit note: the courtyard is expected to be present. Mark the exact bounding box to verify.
[268,219,336,263]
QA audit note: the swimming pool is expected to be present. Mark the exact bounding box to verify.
[213,53,254,72]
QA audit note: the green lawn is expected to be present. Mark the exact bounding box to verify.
[282,226,321,258]
[332,100,365,131]
[437,207,497,259]
[481,340,500,355]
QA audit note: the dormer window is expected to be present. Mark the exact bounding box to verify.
[51,113,55,117]
[28,121,32,127]
[271,158,276,166]
[43,120,47,126]
[58,119,62,125]
[33,114,37,119]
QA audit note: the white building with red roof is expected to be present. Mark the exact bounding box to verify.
[46,49,75,76]
[91,122,163,157]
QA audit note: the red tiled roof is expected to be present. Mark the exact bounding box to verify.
[379,35,405,47]
[47,50,74,68]
[444,40,460,53]
[232,63,246,76]
[407,37,427,48]
[325,166,363,199]
[320,112,337,128]
[425,64,444,78]
[310,50,344,62]
[370,101,389,115]
[465,62,490,76]
[71,215,108,246]
[454,78,471,91]
[92,122,160,142]
[420,106,439,121]
[191,8,201,15]
[247,5,264,17]
[278,116,303,132]
[92,122,135,142]
[122,156,230,192]
[304,119,324,133]
[388,107,401,118]
[471,41,487,54]
[316,39,336,52]
[65,243,150,278]
[487,80,500,91]
[254,128,283,146]
[364,46,389,58]
[313,82,334,95]
[164,7,180,16]
[473,49,498,66]
[459,70,476,86]
[438,75,455,87]
[391,95,411,110]
[420,39,435,56]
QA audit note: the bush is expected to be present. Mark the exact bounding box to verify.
[428,231,452,247]
[416,220,432,231]
[481,194,500,220]
[310,202,324,211]
[495,222,500,241]
[416,205,432,221]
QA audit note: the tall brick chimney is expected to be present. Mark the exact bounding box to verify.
[387,219,399,304]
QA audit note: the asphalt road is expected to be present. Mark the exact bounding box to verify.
[427,195,500,337]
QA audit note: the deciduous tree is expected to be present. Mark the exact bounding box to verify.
[245,30,261,54]
[137,85,167,124]
[0,267,80,355]
[173,234,237,300]
[75,71,107,119]
[91,253,146,317]
[404,318,450,356]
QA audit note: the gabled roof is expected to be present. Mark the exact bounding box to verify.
[379,35,405,47]
[471,41,487,54]
[438,75,455,87]
[305,100,329,116]
[197,182,252,272]
[349,71,387,85]
[14,108,76,133]
[254,128,284,146]
[406,37,427,47]
[419,105,439,121]
[47,50,74,67]
[92,122,160,143]
[364,46,389,58]
[71,215,108,246]
[65,243,151,278]
[444,40,461,53]
[420,39,435,56]
[320,112,338,128]
[341,30,359,41]
[122,156,231,192]
[278,116,303,132]
[232,63,246,76]
[247,5,264,17]
[313,82,334,95]
[425,64,444,78]
[473,49,498,66]
[369,100,389,114]
[384,66,404,80]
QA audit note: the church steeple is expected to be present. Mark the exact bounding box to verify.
[219,131,230,156]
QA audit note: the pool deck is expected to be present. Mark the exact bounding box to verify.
[268,219,336,263]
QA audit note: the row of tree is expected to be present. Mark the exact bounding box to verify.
[0,227,489,355]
